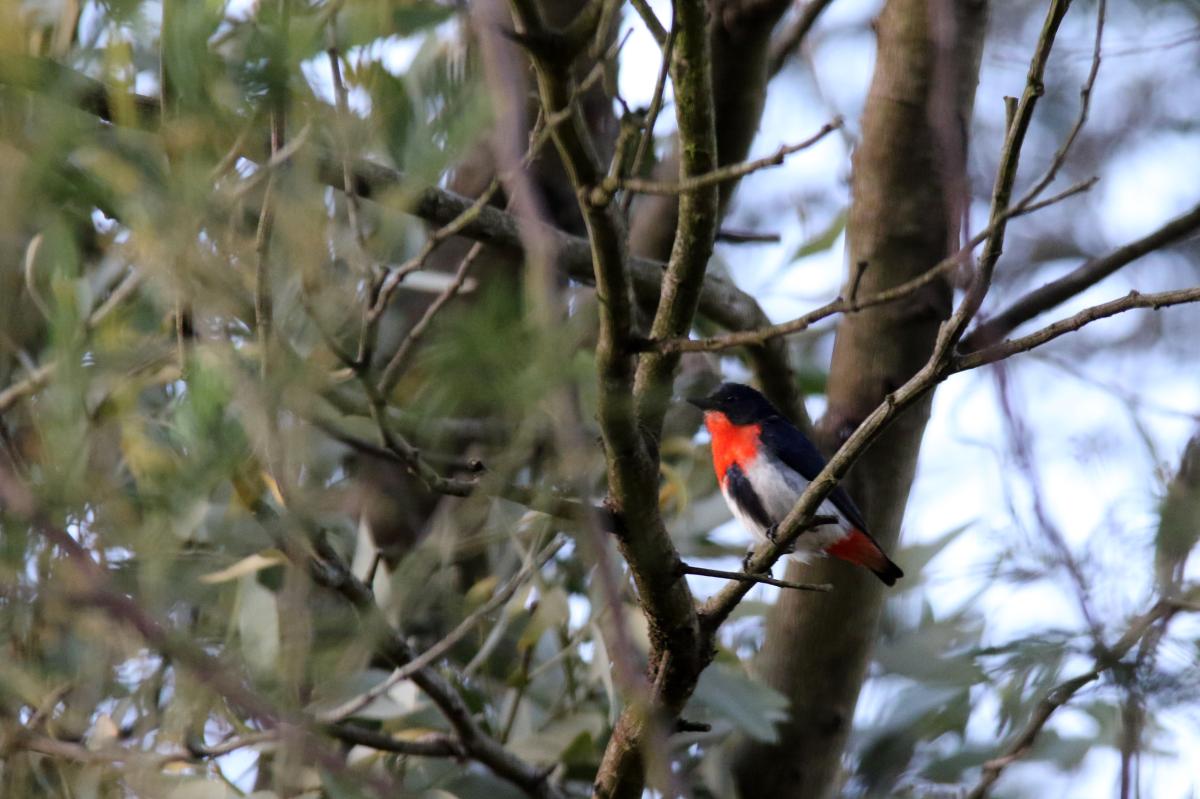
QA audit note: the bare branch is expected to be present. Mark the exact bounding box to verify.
[324,725,466,758]
[377,242,483,393]
[318,534,567,724]
[629,0,668,46]
[716,228,781,244]
[682,564,832,592]
[656,178,1096,354]
[963,199,1200,350]
[767,0,838,76]
[955,286,1200,371]
[939,0,1075,353]
[363,386,479,497]
[620,13,676,216]
[1013,0,1106,209]
[8,730,278,768]
[603,118,842,200]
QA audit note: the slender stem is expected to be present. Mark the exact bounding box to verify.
[656,178,1095,354]
[318,534,566,724]
[605,118,841,200]
[620,15,676,215]
[682,564,831,593]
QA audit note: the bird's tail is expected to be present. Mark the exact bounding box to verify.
[826,529,904,586]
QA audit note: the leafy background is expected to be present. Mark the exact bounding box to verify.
[1,0,1198,797]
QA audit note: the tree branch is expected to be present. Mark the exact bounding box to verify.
[324,725,466,758]
[966,591,1199,799]
[767,0,838,76]
[963,199,1200,350]
[317,534,567,724]
[955,286,1200,371]
[653,177,1096,354]
[682,564,832,592]
[289,510,567,798]
[939,0,1075,352]
[604,118,841,199]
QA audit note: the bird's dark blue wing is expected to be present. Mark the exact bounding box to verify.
[759,416,872,533]
[724,463,773,530]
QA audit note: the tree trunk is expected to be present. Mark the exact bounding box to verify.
[731,1,988,796]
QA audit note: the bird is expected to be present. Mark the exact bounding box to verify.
[688,382,903,585]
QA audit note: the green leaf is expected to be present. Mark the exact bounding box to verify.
[508,711,605,764]
[1027,729,1093,770]
[391,4,457,35]
[686,663,790,743]
[237,574,280,678]
[896,522,973,581]
[875,609,984,685]
[790,209,846,262]
[335,1,456,50]
[319,768,372,799]
[518,586,569,652]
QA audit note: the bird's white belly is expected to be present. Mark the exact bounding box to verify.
[724,454,850,562]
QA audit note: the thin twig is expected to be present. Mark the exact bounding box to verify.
[367,179,502,323]
[603,118,842,200]
[656,177,1096,354]
[716,228,782,244]
[364,386,478,497]
[938,0,1075,355]
[955,286,1200,371]
[682,564,832,592]
[325,25,381,369]
[966,592,1199,799]
[9,731,275,768]
[629,0,667,45]
[325,38,368,253]
[0,268,144,413]
[963,197,1200,350]
[318,534,566,724]
[1013,0,1106,210]
[323,725,465,758]
[767,0,838,77]
[377,242,484,393]
[620,14,676,216]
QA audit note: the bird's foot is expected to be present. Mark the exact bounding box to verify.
[741,547,756,573]
[765,525,795,554]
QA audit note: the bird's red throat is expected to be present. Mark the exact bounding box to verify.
[704,412,762,480]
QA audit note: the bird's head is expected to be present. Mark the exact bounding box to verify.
[687,382,780,425]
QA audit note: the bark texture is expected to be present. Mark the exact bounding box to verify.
[731,2,988,796]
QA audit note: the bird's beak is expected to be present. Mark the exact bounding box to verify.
[687,396,717,412]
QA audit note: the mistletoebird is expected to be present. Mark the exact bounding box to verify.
[689,382,903,585]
